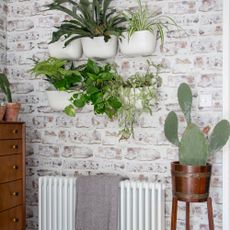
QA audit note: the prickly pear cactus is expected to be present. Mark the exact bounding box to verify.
[164,83,230,166]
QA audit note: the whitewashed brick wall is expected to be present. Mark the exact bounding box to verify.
[0,0,7,72]
[5,0,223,229]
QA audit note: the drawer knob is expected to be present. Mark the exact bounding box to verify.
[12,145,18,149]
[12,192,19,196]
[12,129,18,134]
[12,218,19,223]
[12,165,18,170]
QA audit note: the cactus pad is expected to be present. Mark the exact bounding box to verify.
[164,111,179,146]
[179,123,208,166]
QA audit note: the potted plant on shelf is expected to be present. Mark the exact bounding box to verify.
[0,73,21,121]
[45,0,126,59]
[30,57,83,111]
[119,0,179,56]
[48,35,83,61]
[118,61,162,140]
[164,83,230,227]
[64,59,122,119]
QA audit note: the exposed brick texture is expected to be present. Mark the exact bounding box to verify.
[0,0,7,72]
[4,0,224,229]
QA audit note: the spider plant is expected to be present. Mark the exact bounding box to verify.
[45,0,127,46]
[124,0,179,46]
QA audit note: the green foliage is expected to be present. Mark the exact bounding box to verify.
[164,111,179,147]
[118,61,162,140]
[31,58,162,139]
[164,83,230,166]
[179,123,208,166]
[208,120,230,155]
[29,57,83,90]
[45,0,126,45]
[123,0,180,46]
[69,59,122,119]
[178,83,192,124]
[0,73,12,102]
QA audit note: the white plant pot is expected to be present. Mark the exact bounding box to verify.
[46,91,74,111]
[119,30,157,57]
[81,35,118,59]
[48,37,82,60]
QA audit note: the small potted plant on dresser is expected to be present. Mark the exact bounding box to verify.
[45,0,126,59]
[119,0,179,56]
[0,102,6,121]
[0,73,21,121]
[164,83,230,230]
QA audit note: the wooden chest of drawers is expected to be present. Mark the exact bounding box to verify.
[0,122,25,230]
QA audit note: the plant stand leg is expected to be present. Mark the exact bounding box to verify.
[207,197,214,230]
[186,202,190,230]
[171,196,178,230]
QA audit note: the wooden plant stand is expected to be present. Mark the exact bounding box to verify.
[171,196,214,230]
[170,161,214,230]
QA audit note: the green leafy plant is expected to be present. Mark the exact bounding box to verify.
[0,73,12,102]
[119,61,162,140]
[30,57,83,90]
[65,59,122,118]
[124,0,180,46]
[164,83,230,166]
[45,0,126,45]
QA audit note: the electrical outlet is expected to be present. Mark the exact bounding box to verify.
[199,94,212,107]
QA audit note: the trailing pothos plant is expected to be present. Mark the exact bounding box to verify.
[65,59,122,119]
[118,61,162,140]
[45,0,126,45]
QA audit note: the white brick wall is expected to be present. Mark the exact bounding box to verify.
[0,0,7,72]
[5,0,224,229]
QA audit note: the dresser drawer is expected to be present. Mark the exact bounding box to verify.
[0,140,22,156]
[0,180,23,212]
[0,155,22,183]
[0,206,23,230]
[0,124,22,140]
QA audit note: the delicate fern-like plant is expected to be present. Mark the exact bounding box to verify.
[45,0,126,45]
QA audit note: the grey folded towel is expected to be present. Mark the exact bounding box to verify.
[75,174,122,230]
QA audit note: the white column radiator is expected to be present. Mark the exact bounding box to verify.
[39,176,165,230]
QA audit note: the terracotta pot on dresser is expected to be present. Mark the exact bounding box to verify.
[0,105,6,120]
[4,103,21,122]
[0,122,25,230]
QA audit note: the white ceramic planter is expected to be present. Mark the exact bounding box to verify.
[119,30,157,57]
[48,37,82,60]
[46,91,74,111]
[81,35,118,59]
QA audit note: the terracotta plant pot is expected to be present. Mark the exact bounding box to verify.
[171,161,212,202]
[4,103,21,121]
[0,105,6,120]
